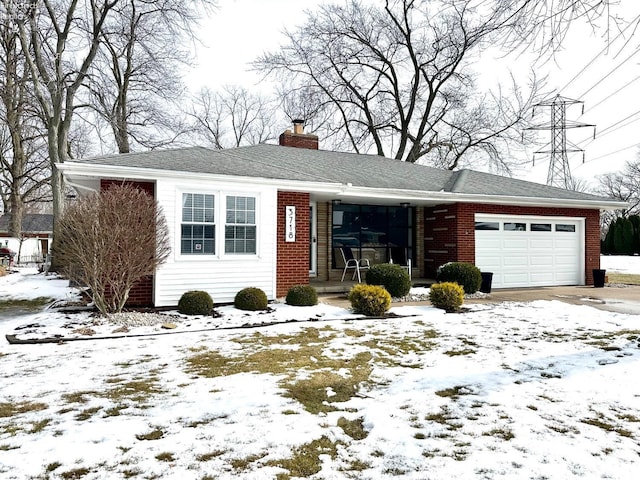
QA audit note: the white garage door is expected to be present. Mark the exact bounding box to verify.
[475,214,584,288]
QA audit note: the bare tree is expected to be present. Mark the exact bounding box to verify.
[498,0,629,56]
[254,0,541,170]
[0,13,50,235]
[188,85,278,149]
[57,185,171,315]
[594,157,640,229]
[9,0,120,268]
[87,0,215,153]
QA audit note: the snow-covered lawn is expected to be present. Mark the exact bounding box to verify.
[0,257,639,479]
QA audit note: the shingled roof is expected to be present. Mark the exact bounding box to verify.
[0,214,53,234]
[73,144,616,204]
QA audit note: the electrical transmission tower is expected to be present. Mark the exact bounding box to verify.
[526,94,595,189]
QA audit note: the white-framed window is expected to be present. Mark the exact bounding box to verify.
[225,195,256,254]
[181,193,215,255]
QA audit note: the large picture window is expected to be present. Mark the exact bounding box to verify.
[225,196,256,254]
[332,204,414,267]
[181,193,215,254]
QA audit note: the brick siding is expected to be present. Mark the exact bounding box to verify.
[276,191,311,297]
[100,179,156,306]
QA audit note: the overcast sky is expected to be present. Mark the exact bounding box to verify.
[186,0,640,185]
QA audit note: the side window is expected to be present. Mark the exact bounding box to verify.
[556,224,576,232]
[181,193,215,254]
[225,196,256,254]
[504,222,527,231]
[531,223,552,232]
[475,222,499,231]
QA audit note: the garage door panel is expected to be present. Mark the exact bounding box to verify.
[475,215,583,288]
[530,256,553,266]
[503,257,529,266]
[530,239,554,249]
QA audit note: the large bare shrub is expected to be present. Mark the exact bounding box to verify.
[57,185,170,314]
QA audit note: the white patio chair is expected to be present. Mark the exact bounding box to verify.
[340,247,370,282]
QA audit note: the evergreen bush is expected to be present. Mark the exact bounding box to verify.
[234,287,268,311]
[285,285,318,306]
[348,284,391,316]
[365,263,411,298]
[436,262,482,294]
[429,282,464,311]
[178,290,214,316]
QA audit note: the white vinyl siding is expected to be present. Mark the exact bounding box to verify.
[475,214,584,288]
[154,178,277,306]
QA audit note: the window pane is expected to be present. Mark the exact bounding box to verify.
[181,194,215,255]
[475,222,499,231]
[531,223,552,232]
[332,204,415,269]
[504,222,526,231]
[556,224,576,232]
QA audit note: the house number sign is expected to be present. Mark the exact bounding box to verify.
[285,206,296,242]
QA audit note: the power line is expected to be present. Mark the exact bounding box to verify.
[577,46,640,99]
[582,75,640,115]
[586,142,640,162]
[559,13,640,93]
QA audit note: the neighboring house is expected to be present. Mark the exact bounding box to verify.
[57,121,626,307]
[0,214,53,263]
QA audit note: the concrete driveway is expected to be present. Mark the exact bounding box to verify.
[466,284,640,315]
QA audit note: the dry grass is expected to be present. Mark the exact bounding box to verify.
[607,272,640,285]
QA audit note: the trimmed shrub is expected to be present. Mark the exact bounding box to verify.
[348,284,391,316]
[234,287,268,311]
[285,285,318,306]
[436,262,482,294]
[429,282,464,311]
[365,263,412,298]
[178,290,214,316]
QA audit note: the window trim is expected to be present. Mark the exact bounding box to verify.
[180,192,216,256]
[224,194,258,255]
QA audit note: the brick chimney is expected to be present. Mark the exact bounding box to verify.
[279,119,319,150]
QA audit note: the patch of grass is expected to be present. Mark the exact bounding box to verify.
[435,385,474,399]
[155,452,175,462]
[546,423,580,435]
[414,432,427,439]
[230,453,267,470]
[443,348,476,356]
[106,377,165,403]
[104,405,127,417]
[0,443,19,450]
[0,297,53,311]
[122,468,142,478]
[60,467,91,479]
[361,330,437,361]
[483,427,515,441]
[0,400,48,418]
[342,459,371,471]
[607,273,640,285]
[46,462,62,472]
[337,416,368,440]
[29,418,51,433]
[268,436,340,479]
[283,352,372,414]
[75,407,102,421]
[196,450,226,462]
[135,427,165,441]
[580,417,632,438]
[61,391,100,404]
